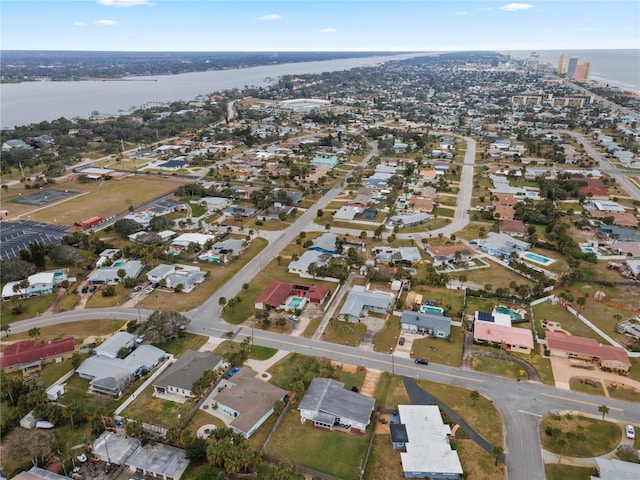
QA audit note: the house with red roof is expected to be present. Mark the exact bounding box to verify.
[580,186,609,200]
[473,322,533,354]
[500,219,527,237]
[546,331,631,373]
[1,337,75,376]
[254,280,330,311]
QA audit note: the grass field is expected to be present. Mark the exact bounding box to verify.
[456,439,506,480]
[214,340,277,361]
[569,377,606,396]
[85,284,129,308]
[153,332,209,357]
[121,382,193,430]
[544,465,594,480]
[0,295,57,326]
[540,413,621,457]
[0,319,125,345]
[22,176,188,226]
[532,302,609,342]
[464,259,534,291]
[416,379,503,447]
[373,372,410,409]
[472,355,528,380]
[364,435,404,480]
[373,316,402,353]
[412,329,464,367]
[322,317,367,347]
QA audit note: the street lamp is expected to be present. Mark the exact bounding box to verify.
[390,348,395,375]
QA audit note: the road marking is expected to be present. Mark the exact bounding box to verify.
[518,410,543,418]
[541,393,623,411]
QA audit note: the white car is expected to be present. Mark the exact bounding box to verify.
[626,425,635,439]
[144,287,154,295]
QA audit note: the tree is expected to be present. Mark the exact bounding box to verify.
[125,419,143,437]
[576,296,586,312]
[492,445,504,466]
[186,436,209,462]
[1,323,11,337]
[113,218,143,237]
[218,297,227,309]
[3,429,56,467]
[117,268,126,281]
[102,284,116,297]
[470,390,480,407]
[191,370,218,398]
[71,351,82,369]
[149,215,175,232]
[598,404,610,420]
[174,283,184,293]
[206,427,261,474]
[28,327,41,340]
[137,310,191,344]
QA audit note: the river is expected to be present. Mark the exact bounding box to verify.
[0,54,421,129]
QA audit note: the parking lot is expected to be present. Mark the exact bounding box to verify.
[0,220,68,261]
[10,189,77,206]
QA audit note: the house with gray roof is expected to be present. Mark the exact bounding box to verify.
[125,442,190,480]
[479,232,531,259]
[310,232,339,254]
[77,334,166,397]
[389,211,431,228]
[298,377,375,433]
[372,247,421,266]
[400,311,452,338]
[88,260,144,285]
[92,431,140,465]
[154,350,222,402]
[288,250,332,275]
[338,285,394,322]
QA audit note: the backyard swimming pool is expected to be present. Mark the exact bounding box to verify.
[496,306,523,320]
[522,252,554,265]
[420,305,444,314]
[581,246,597,254]
[288,297,304,309]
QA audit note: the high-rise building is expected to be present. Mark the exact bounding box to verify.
[581,62,591,81]
[567,57,579,79]
[558,55,569,75]
[574,62,591,82]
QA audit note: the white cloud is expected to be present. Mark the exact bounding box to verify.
[73,21,87,27]
[499,3,534,11]
[258,14,281,21]
[319,27,337,33]
[98,0,154,6]
[455,11,468,15]
[95,19,119,26]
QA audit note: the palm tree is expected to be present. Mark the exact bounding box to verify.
[492,445,504,466]
[598,404,610,420]
[470,390,480,407]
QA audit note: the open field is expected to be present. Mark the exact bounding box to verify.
[12,176,188,226]
[153,332,209,357]
[473,355,528,380]
[322,317,367,347]
[545,465,593,480]
[456,439,506,480]
[540,413,621,457]
[373,372,411,409]
[373,316,402,353]
[0,319,125,345]
[412,329,464,367]
[364,435,405,480]
[532,302,609,342]
[214,340,277,361]
[464,259,534,291]
[0,295,57,326]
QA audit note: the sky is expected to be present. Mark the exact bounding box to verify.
[1,0,639,52]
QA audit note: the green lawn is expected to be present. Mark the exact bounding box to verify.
[540,413,621,457]
[532,302,609,342]
[456,439,506,480]
[374,372,410,409]
[153,332,209,357]
[607,383,640,403]
[545,465,594,480]
[0,295,57,326]
[121,383,193,430]
[322,318,367,347]
[569,377,606,396]
[412,329,464,367]
[85,284,129,308]
[265,407,372,480]
[214,340,277,361]
[472,355,528,380]
[373,316,402,353]
[1,319,126,345]
[512,352,555,385]
[416,379,503,447]
[301,315,323,338]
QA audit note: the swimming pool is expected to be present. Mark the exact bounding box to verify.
[420,305,444,314]
[496,306,523,320]
[522,252,554,265]
[581,246,597,254]
[112,261,124,267]
[288,297,304,309]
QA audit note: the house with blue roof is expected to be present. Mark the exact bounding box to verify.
[400,311,452,338]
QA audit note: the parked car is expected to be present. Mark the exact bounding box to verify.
[288,315,299,322]
[415,358,429,365]
[144,287,154,295]
[89,285,97,292]
[136,335,145,344]
[626,425,635,439]
[132,286,142,292]
[227,367,241,378]
[398,337,405,346]
[81,286,89,294]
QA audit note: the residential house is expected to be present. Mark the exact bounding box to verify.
[76,332,167,397]
[585,200,626,214]
[479,232,531,259]
[310,233,339,254]
[2,270,67,301]
[92,431,141,465]
[288,250,332,275]
[473,322,534,354]
[589,211,639,229]
[298,377,375,433]
[400,311,452,338]
[87,260,144,285]
[154,350,223,402]
[255,280,330,310]
[338,286,394,322]
[1,337,75,376]
[593,458,640,480]
[389,211,431,228]
[222,205,256,218]
[210,367,287,438]
[199,197,232,211]
[170,233,215,254]
[124,442,190,480]
[12,468,70,480]
[500,219,527,237]
[600,225,640,243]
[546,331,631,373]
[372,247,422,266]
[334,206,361,221]
[426,244,476,267]
[392,405,463,479]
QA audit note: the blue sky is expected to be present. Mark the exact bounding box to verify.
[2,0,639,51]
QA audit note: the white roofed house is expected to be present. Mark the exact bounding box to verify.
[298,378,375,433]
[288,250,332,275]
[153,350,223,402]
[87,260,144,285]
[147,264,206,292]
[2,270,67,301]
[372,247,421,266]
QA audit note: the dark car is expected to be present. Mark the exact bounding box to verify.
[81,286,89,294]
[398,337,405,346]
[89,285,97,292]
[415,358,429,365]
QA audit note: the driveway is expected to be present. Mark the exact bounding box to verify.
[549,355,640,394]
